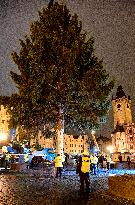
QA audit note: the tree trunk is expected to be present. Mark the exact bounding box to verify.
[55,107,64,155]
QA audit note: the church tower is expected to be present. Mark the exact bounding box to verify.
[112,85,132,128]
[111,85,134,153]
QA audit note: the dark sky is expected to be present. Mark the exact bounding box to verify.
[0,0,135,137]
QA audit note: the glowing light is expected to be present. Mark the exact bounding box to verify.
[91,130,95,135]
[0,133,7,141]
[107,145,114,153]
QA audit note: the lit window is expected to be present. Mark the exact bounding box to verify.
[130,137,133,141]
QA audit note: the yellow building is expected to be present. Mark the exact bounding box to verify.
[0,105,10,141]
[111,86,135,153]
[63,134,89,155]
[30,130,53,149]
[30,131,89,155]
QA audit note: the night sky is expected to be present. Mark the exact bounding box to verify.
[0,0,135,137]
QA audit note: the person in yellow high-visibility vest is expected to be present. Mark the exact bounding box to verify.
[5,152,11,170]
[54,154,63,178]
[91,154,98,175]
[24,153,29,169]
[76,150,91,194]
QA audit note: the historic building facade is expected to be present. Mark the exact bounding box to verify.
[0,105,10,140]
[31,132,89,155]
[111,85,135,153]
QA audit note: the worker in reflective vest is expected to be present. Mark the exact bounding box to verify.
[24,153,29,169]
[5,152,11,170]
[54,154,63,178]
[91,154,98,175]
[76,150,90,194]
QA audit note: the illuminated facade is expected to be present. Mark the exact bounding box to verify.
[111,86,135,153]
[31,132,89,155]
[0,105,10,140]
[30,130,53,149]
[63,134,89,155]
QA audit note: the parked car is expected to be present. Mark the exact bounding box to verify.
[32,148,56,161]
[30,156,52,168]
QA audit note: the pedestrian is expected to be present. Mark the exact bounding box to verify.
[24,153,29,169]
[127,156,131,168]
[90,154,94,173]
[54,153,63,178]
[91,154,98,175]
[76,150,91,194]
[64,153,69,166]
[1,152,5,167]
[5,152,11,170]
[98,153,104,169]
[106,154,111,170]
[118,153,122,163]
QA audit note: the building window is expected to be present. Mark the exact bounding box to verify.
[130,145,133,149]
[129,129,132,134]
[130,137,133,141]
[2,120,5,124]
[117,104,121,108]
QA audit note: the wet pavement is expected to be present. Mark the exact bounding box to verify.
[0,166,135,205]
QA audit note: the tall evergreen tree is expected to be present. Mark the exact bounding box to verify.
[7,1,114,149]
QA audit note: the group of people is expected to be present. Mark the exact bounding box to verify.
[53,151,112,195]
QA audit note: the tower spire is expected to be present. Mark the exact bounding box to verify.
[116,85,126,99]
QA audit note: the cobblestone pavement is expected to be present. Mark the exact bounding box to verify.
[0,167,135,205]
